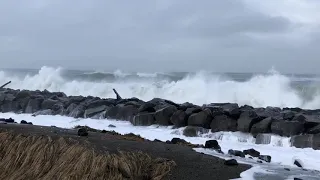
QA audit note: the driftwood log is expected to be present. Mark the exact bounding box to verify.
[112,88,122,100]
[0,81,11,89]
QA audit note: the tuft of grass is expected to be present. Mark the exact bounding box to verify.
[0,131,176,180]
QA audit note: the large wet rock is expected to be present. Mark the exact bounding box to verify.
[41,99,59,110]
[291,134,320,149]
[105,104,138,121]
[131,112,155,126]
[68,105,85,118]
[254,107,281,119]
[148,98,179,111]
[138,102,156,113]
[307,124,320,134]
[281,110,296,120]
[250,117,275,135]
[183,126,209,137]
[154,105,177,125]
[210,114,237,132]
[115,104,139,121]
[84,105,107,118]
[25,98,43,113]
[271,120,304,137]
[86,99,114,109]
[237,110,261,132]
[187,109,212,129]
[170,110,188,127]
[15,90,31,100]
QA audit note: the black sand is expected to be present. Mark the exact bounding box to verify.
[0,123,251,180]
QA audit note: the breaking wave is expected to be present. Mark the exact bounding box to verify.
[1,66,320,109]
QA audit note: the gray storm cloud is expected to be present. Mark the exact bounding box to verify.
[0,0,319,73]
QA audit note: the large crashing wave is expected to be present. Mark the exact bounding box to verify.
[1,66,320,109]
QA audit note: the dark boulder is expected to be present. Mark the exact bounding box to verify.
[250,117,274,135]
[209,107,224,117]
[221,103,241,119]
[271,120,304,137]
[138,102,156,113]
[243,148,260,157]
[185,107,202,115]
[105,105,120,119]
[0,118,15,123]
[90,111,107,119]
[105,104,138,121]
[131,112,155,126]
[294,159,303,168]
[239,105,254,111]
[171,138,188,145]
[66,103,78,115]
[307,124,320,134]
[84,105,107,118]
[116,105,139,121]
[18,97,32,112]
[237,110,261,132]
[228,149,245,158]
[188,110,212,129]
[291,134,320,149]
[41,99,59,110]
[210,114,237,132]
[15,90,31,100]
[86,99,114,109]
[154,105,177,125]
[25,98,43,113]
[224,159,238,166]
[148,98,179,111]
[258,155,271,163]
[281,110,296,120]
[170,110,188,127]
[69,96,86,104]
[77,128,88,136]
[68,105,85,118]
[20,120,28,124]
[52,103,65,115]
[254,107,281,119]
[178,102,196,111]
[204,140,221,150]
[183,126,209,137]
[1,100,20,113]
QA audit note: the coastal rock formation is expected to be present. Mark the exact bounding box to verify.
[1,88,320,149]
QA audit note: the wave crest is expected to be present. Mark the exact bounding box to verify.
[1,66,320,109]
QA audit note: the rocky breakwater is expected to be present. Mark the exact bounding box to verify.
[0,88,319,150]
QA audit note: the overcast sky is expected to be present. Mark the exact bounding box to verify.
[0,0,320,73]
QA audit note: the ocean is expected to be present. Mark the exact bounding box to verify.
[1,66,320,109]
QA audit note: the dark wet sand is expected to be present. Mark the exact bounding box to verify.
[0,123,251,180]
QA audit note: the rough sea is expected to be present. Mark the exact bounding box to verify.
[1,66,320,109]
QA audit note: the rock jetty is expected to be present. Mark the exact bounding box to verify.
[0,87,319,149]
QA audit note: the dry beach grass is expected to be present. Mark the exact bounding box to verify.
[0,124,251,180]
[0,131,176,180]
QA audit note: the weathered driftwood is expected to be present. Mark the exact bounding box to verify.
[0,81,11,89]
[112,88,122,100]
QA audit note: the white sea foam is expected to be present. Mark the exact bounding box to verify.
[1,112,320,178]
[1,66,320,109]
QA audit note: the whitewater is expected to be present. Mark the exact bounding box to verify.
[1,66,320,179]
[1,66,320,109]
[0,113,319,180]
